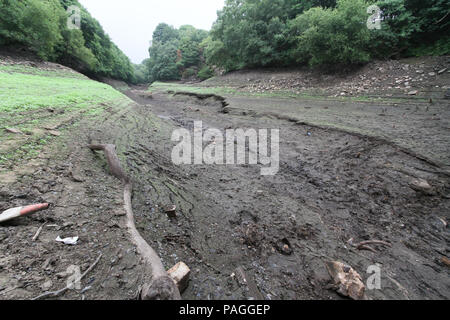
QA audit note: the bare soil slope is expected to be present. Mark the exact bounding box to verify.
[1,55,449,300]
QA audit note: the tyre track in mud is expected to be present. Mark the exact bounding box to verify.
[117,89,449,300]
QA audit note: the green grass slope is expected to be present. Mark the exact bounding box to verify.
[0,62,131,170]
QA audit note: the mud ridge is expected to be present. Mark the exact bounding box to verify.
[222,105,450,176]
[168,91,229,108]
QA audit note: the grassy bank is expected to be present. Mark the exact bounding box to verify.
[0,64,130,168]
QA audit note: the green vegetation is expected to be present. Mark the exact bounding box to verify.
[144,0,448,81]
[289,0,371,66]
[0,64,87,79]
[1,0,447,84]
[144,24,209,82]
[203,0,449,71]
[0,0,135,82]
[0,65,130,167]
[0,71,124,114]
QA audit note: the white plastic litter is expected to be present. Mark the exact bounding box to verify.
[56,236,79,245]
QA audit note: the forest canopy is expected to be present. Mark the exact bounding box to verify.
[144,0,449,81]
[0,0,135,82]
[1,0,448,83]
[203,0,450,72]
[144,23,210,82]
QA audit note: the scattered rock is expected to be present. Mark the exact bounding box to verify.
[409,178,434,195]
[41,280,53,291]
[70,170,84,182]
[437,68,447,75]
[276,238,293,255]
[408,90,418,95]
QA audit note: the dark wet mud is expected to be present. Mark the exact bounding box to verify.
[119,89,449,300]
[1,84,448,300]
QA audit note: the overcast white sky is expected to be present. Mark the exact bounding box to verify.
[78,0,225,64]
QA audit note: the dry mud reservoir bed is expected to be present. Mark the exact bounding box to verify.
[1,58,449,300]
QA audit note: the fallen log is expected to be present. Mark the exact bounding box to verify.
[88,144,181,300]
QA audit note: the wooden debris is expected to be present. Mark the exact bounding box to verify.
[348,238,391,253]
[48,130,61,136]
[358,244,377,253]
[441,256,450,267]
[5,128,23,134]
[88,144,180,300]
[356,240,392,250]
[325,261,365,300]
[32,223,45,241]
[167,262,190,293]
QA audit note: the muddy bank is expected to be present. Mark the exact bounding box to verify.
[1,64,449,300]
[121,89,449,300]
[0,103,149,300]
[203,56,450,99]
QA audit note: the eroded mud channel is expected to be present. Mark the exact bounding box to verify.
[115,89,449,300]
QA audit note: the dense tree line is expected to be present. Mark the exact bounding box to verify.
[145,0,448,82]
[143,23,212,82]
[0,0,135,82]
[1,0,447,84]
[203,0,450,72]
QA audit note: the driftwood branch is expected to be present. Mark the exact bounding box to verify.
[358,245,377,253]
[87,144,130,183]
[348,238,392,254]
[88,144,181,300]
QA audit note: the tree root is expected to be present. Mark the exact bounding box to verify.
[88,144,181,300]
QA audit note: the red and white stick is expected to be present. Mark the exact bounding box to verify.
[0,203,49,223]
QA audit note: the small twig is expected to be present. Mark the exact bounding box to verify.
[358,245,377,253]
[356,240,392,249]
[435,11,449,24]
[31,253,102,300]
[0,285,21,296]
[32,223,45,242]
